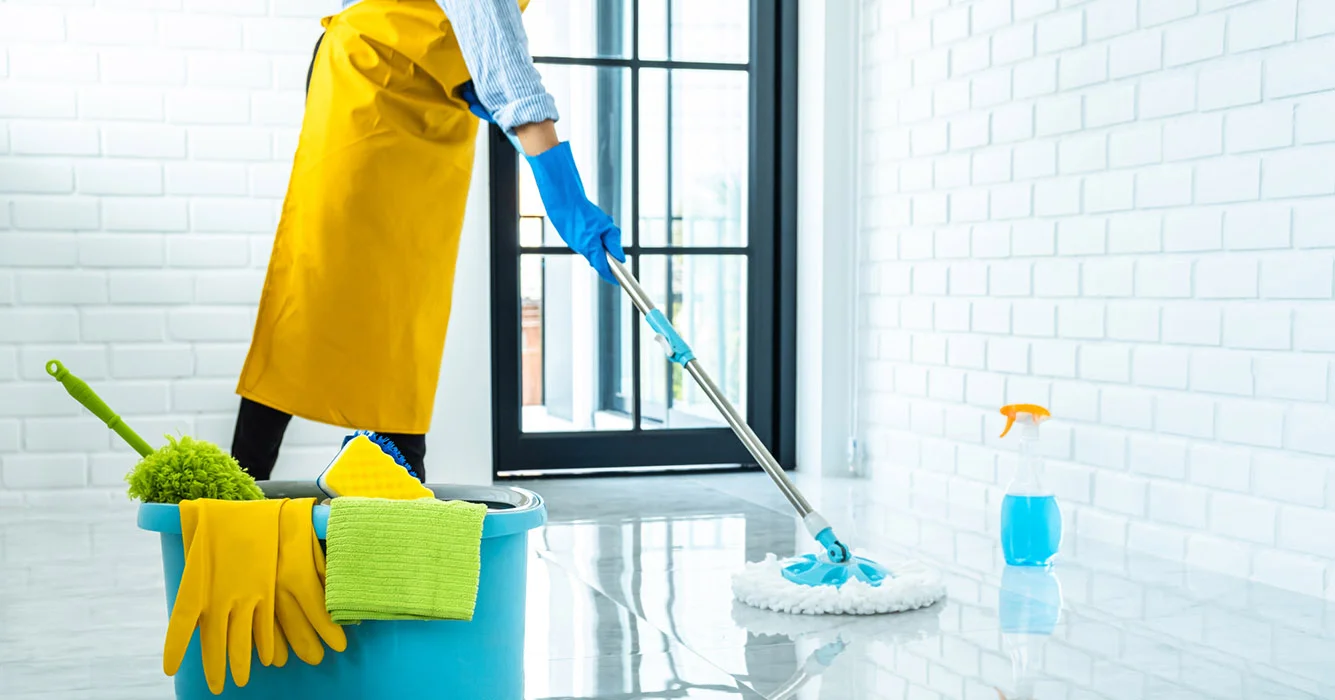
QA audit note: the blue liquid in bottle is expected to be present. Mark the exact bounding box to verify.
[1001,494,1061,566]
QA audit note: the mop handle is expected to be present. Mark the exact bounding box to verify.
[45,360,156,458]
[607,253,816,519]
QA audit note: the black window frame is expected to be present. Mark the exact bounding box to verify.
[488,0,798,476]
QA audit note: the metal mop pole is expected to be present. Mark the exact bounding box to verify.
[608,253,850,562]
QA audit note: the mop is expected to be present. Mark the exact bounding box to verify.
[609,254,946,615]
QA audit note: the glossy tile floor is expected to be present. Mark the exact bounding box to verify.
[3,473,1335,698]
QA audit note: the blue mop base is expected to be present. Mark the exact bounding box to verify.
[781,553,893,587]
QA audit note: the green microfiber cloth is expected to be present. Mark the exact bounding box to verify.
[325,496,487,623]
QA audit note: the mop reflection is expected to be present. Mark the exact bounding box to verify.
[995,565,1063,700]
[731,594,944,698]
[760,637,847,700]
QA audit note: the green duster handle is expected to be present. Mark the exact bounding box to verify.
[45,360,155,458]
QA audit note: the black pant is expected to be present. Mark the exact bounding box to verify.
[231,398,428,483]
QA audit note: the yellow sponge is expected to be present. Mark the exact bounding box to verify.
[317,435,433,500]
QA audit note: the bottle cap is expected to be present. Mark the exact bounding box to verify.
[999,404,1051,438]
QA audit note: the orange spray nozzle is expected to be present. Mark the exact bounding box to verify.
[999,404,1051,438]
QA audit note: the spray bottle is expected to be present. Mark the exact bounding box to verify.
[998,404,1060,567]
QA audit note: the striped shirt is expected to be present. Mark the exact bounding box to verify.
[340,0,559,131]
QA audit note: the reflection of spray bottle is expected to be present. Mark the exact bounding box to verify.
[997,565,1062,700]
[998,404,1060,567]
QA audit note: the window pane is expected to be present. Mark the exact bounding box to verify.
[521,65,633,249]
[639,0,749,64]
[523,0,632,59]
[519,215,546,248]
[521,254,635,433]
[639,69,748,247]
[638,255,746,430]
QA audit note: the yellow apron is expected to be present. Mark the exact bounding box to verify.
[238,0,523,434]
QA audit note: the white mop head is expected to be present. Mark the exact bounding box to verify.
[732,554,947,615]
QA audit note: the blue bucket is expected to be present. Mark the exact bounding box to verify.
[137,482,546,700]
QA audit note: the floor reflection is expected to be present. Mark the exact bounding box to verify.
[525,504,787,699]
[3,474,1335,699]
[517,474,1335,699]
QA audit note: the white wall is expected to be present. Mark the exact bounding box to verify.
[797,0,860,477]
[859,0,1335,597]
[0,1,494,488]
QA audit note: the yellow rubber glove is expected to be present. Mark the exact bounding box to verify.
[273,498,347,665]
[165,499,284,695]
[271,622,290,668]
[179,506,288,673]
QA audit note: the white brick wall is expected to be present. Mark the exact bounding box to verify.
[0,1,326,489]
[861,0,1335,597]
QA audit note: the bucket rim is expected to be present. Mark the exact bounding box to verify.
[136,486,546,540]
[258,480,544,512]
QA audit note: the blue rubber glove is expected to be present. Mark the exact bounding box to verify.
[459,81,523,152]
[458,81,494,123]
[461,82,625,282]
[527,142,626,284]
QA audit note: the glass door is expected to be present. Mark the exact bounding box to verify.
[490,0,796,474]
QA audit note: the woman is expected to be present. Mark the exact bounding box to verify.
[231,0,624,482]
